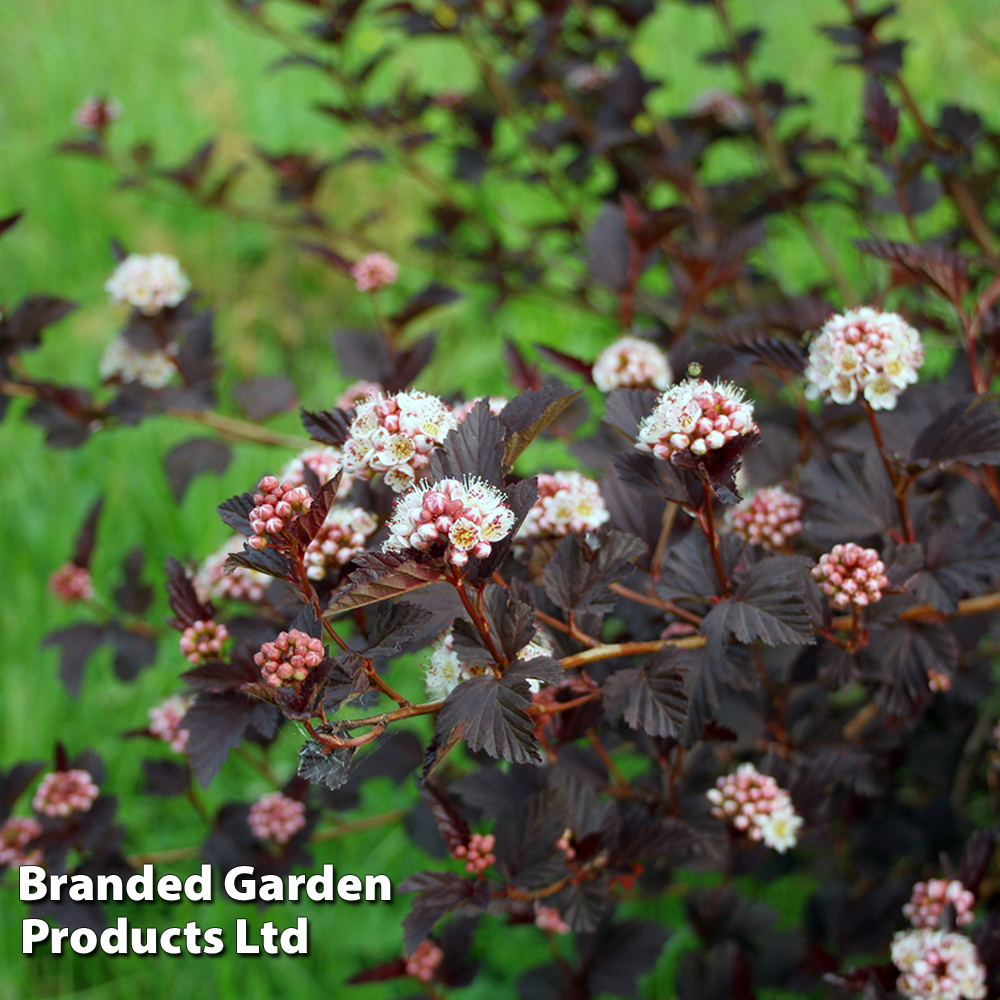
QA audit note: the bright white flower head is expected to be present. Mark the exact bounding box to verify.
[99,337,176,388]
[195,536,269,604]
[280,446,352,501]
[105,254,191,315]
[350,252,398,292]
[383,477,516,568]
[891,928,987,1000]
[707,762,802,852]
[636,377,758,460]
[904,880,976,930]
[728,487,803,550]
[691,89,751,127]
[804,307,924,411]
[517,471,609,540]
[811,543,888,610]
[592,336,673,392]
[303,507,378,579]
[343,390,458,492]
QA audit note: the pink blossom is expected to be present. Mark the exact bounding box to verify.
[254,629,325,690]
[406,939,443,982]
[49,563,94,603]
[248,792,306,845]
[350,252,398,292]
[811,543,888,610]
[33,770,99,818]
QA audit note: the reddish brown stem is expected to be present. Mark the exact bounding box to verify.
[699,481,730,597]
[861,399,915,543]
[450,571,507,668]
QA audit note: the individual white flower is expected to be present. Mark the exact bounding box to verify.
[804,307,924,411]
[592,336,672,392]
[343,390,457,492]
[636,377,757,460]
[891,928,987,1000]
[708,762,802,852]
[105,254,191,315]
[755,805,803,854]
[517,470,609,540]
[99,337,176,388]
[383,477,515,568]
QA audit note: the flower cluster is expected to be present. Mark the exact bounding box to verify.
[811,543,888,610]
[728,487,804,550]
[99,337,176,388]
[405,940,443,982]
[195,537,269,604]
[255,629,325,689]
[248,476,313,550]
[635,377,757,460]
[453,832,496,873]
[148,696,191,754]
[707,763,803,853]
[904,880,976,930]
[592,335,673,392]
[32,770,99,818]
[247,792,307,845]
[303,507,379,579]
[384,477,515,569]
[928,670,952,693]
[74,96,122,131]
[337,380,383,411]
[48,563,94,603]
[343,390,457,492]
[179,619,229,664]
[517,471,609,540]
[690,88,751,127]
[891,929,987,1000]
[105,253,191,315]
[534,904,571,935]
[0,816,43,869]
[350,252,398,292]
[804,307,925,410]
[452,396,509,422]
[280,446,352,500]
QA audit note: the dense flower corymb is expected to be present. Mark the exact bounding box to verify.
[248,792,306,845]
[728,487,803,550]
[280,446,352,501]
[707,763,803,853]
[248,476,313,550]
[33,770,99,818]
[148,695,191,754]
[384,477,515,569]
[904,879,976,930]
[891,928,987,1000]
[811,543,888,610]
[343,390,457,492]
[303,507,378,579]
[195,536,269,604]
[636,377,758,460]
[105,254,191,315]
[49,562,95,603]
[179,619,229,664]
[255,629,325,689]
[99,337,176,388]
[406,940,443,983]
[804,307,924,410]
[517,470,609,540]
[453,832,496,873]
[0,816,43,868]
[350,252,398,292]
[592,335,672,392]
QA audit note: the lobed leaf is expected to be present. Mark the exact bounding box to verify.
[602,648,691,739]
[327,552,442,613]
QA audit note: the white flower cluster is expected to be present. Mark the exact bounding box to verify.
[728,486,804,550]
[424,628,555,701]
[303,507,379,579]
[592,336,673,392]
[690,89,751,127]
[105,254,191,315]
[194,537,269,604]
[517,470,609,540]
[891,929,987,1000]
[280,446,352,501]
[383,477,515,568]
[804,307,924,411]
[99,337,176,388]
[636,377,757,460]
[707,762,803,853]
[343,390,457,492]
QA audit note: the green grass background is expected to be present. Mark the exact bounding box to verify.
[2,0,1000,997]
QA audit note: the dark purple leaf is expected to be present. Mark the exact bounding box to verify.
[163,438,232,501]
[224,544,295,581]
[182,693,278,787]
[429,399,505,484]
[363,600,435,656]
[603,387,660,439]
[585,203,629,290]
[435,674,542,764]
[0,295,78,359]
[585,920,669,998]
[106,623,158,681]
[500,384,583,467]
[610,450,700,504]
[335,329,390,382]
[398,870,488,955]
[911,393,1000,466]
[420,780,471,854]
[142,759,189,797]
[864,77,899,147]
[602,648,691,738]
[300,407,352,446]
[182,644,261,691]
[383,333,436,394]
[232,377,297,421]
[70,496,104,569]
[327,552,442,613]
[907,517,1000,613]
[165,556,214,629]
[542,528,647,614]
[799,451,895,542]
[854,239,970,305]
[389,283,461,330]
[43,623,107,698]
